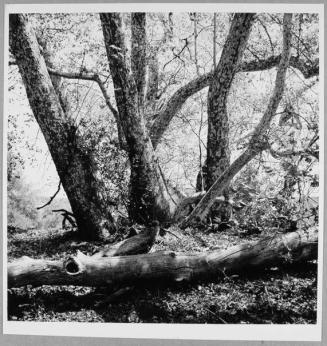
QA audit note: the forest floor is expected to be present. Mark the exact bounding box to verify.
[7,226,317,324]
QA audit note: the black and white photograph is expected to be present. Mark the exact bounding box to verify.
[3,2,324,342]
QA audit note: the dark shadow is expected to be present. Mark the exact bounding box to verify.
[7,259,317,324]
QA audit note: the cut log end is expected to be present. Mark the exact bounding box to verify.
[64,257,83,275]
[64,251,87,275]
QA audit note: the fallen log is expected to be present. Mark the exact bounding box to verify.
[8,228,318,288]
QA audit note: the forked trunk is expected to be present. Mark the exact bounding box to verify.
[100,13,177,224]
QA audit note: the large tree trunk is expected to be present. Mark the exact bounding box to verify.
[206,13,254,191]
[100,13,176,224]
[131,12,147,111]
[9,14,115,240]
[8,228,318,288]
[204,13,255,222]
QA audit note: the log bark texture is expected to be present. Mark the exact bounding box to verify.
[8,228,318,288]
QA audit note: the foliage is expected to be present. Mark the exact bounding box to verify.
[230,149,318,235]
[8,12,320,223]
[7,177,71,230]
[7,178,39,229]
[78,113,130,214]
[7,114,25,182]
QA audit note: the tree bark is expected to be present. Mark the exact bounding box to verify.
[204,13,255,222]
[8,228,318,288]
[100,13,176,224]
[9,14,115,240]
[91,221,161,258]
[46,67,127,151]
[206,14,255,191]
[149,55,318,150]
[180,14,293,228]
[131,13,147,111]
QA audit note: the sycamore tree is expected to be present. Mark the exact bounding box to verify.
[9,12,319,241]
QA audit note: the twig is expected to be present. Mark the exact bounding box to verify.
[204,307,228,324]
[163,38,189,70]
[161,228,182,240]
[257,17,275,55]
[37,181,61,209]
[52,209,76,228]
[52,209,75,217]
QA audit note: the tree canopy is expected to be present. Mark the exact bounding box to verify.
[8,12,319,240]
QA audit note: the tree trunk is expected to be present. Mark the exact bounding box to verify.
[100,13,176,224]
[8,228,318,288]
[206,13,254,191]
[9,14,115,240]
[205,14,255,222]
[131,13,147,111]
[180,14,293,228]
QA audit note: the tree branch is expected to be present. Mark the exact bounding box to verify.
[150,54,318,149]
[150,72,212,148]
[52,209,75,217]
[47,67,127,150]
[239,55,319,78]
[179,13,293,228]
[37,181,61,210]
[270,147,319,160]
[47,68,117,116]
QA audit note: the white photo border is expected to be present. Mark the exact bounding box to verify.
[2,2,325,342]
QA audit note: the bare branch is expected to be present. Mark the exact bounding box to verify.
[257,17,275,55]
[47,68,98,81]
[150,72,212,148]
[162,38,190,70]
[37,181,61,210]
[269,133,319,160]
[47,68,117,116]
[47,67,127,150]
[239,55,319,78]
[150,53,318,149]
[269,147,319,160]
[52,209,75,217]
